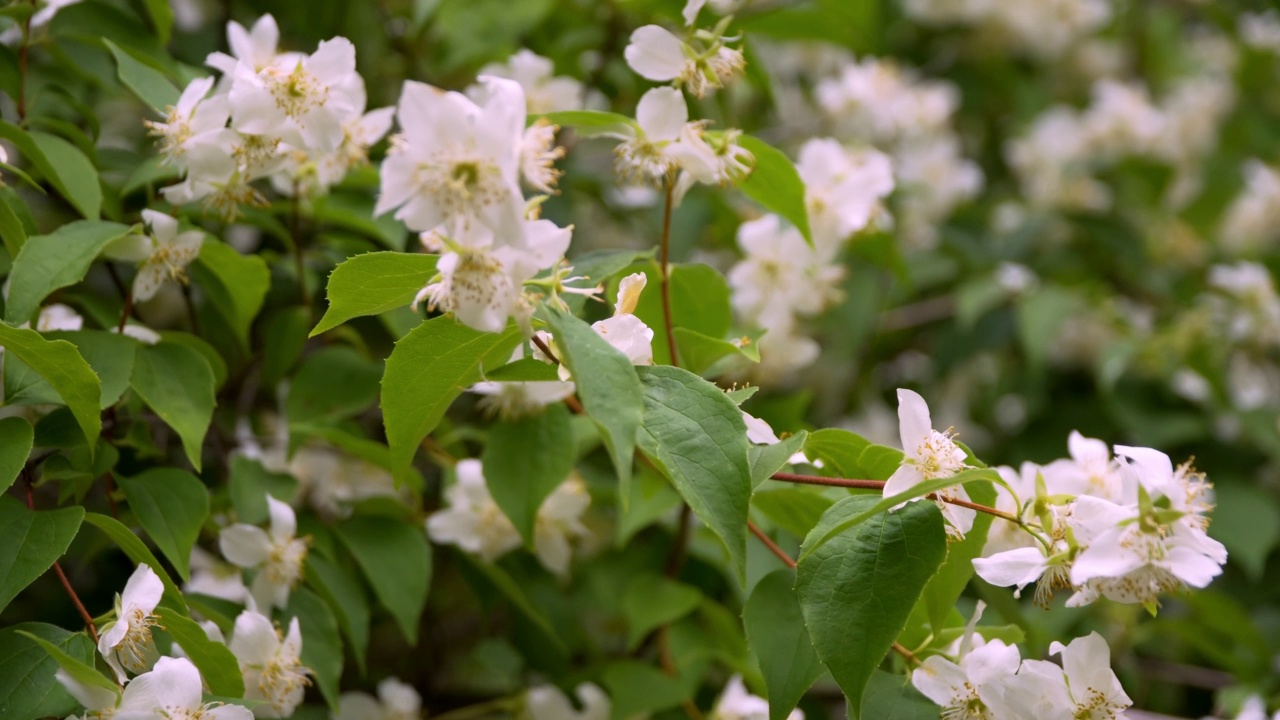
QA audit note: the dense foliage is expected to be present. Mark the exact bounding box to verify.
[0,0,1277,719]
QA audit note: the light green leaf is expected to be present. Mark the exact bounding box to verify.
[0,124,96,219]
[0,623,97,720]
[737,135,812,244]
[622,575,702,650]
[0,416,33,494]
[602,661,692,720]
[3,220,130,325]
[542,306,643,499]
[744,569,824,720]
[672,327,760,376]
[749,430,807,489]
[155,608,244,698]
[483,357,561,382]
[14,629,117,698]
[0,323,101,451]
[117,468,210,582]
[305,554,371,675]
[139,0,173,43]
[857,443,904,481]
[28,132,101,219]
[311,252,438,336]
[191,240,270,350]
[381,316,521,468]
[919,477,996,631]
[283,587,342,711]
[335,516,431,644]
[635,365,751,585]
[803,429,872,478]
[286,346,382,421]
[261,307,312,387]
[0,187,30,255]
[1017,286,1083,368]
[481,403,575,545]
[538,110,634,137]
[0,497,84,615]
[129,341,216,471]
[104,39,179,112]
[82,513,187,612]
[796,496,946,715]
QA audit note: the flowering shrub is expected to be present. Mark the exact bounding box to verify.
[0,0,1276,719]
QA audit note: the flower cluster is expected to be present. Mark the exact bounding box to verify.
[151,14,392,215]
[903,0,1111,59]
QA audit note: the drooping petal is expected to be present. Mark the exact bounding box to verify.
[55,669,119,712]
[219,525,272,568]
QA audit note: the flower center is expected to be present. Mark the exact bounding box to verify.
[117,606,158,673]
[266,537,309,588]
[1073,687,1125,719]
[265,63,328,119]
[913,429,968,479]
[258,655,311,714]
[942,684,990,720]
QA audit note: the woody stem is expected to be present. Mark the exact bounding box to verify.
[748,520,796,569]
[23,469,98,643]
[659,176,678,367]
[768,472,1021,524]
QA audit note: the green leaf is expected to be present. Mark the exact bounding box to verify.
[0,188,30,256]
[139,0,173,43]
[481,403,575,545]
[542,306,643,498]
[799,468,1001,560]
[129,341,217,471]
[751,487,836,539]
[859,670,937,719]
[228,455,298,526]
[0,324,101,451]
[749,430,807,489]
[28,132,101,219]
[1210,483,1280,581]
[286,346,382,421]
[155,608,244,698]
[311,252,438,336]
[737,135,812,244]
[82,512,187,612]
[116,468,210,582]
[0,497,84,614]
[538,110,635,137]
[919,477,996,631]
[104,39,179,112]
[744,569,824,720]
[3,220,131,325]
[283,587,342,711]
[0,416,33,494]
[635,365,751,585]
[0,124,95,219]
[191,240,270,350]
[260,307,312,387]
[1017,286,1083,368]
[15,629,118,698]
[566,249,655,287]
[672,326,759,376]
[602,661,692,720]
[857,444,904,481]
[622,575,702,650]
[40,331,138,409]
[796,496,947,715]
[454,551,568,658]
[304,554,371,675]
[483,357,561,382]
[335,515,431,644]
[381,316,521,468]
[0,623,97,720]
[803,429,872,478]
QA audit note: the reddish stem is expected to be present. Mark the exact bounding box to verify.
[24,472,99,643]
[768,472,1020,523]
[658,178,678,367]
[748,520,796,569]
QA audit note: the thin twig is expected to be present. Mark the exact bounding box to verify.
[748,520,796,569]
[529,334,585,414]
[769,473,1021,524]
[16,4,31,121]
[115,290,134,334]
[663,506,692,577]
[23,470,98,643]
[658,177,678,366]
[891,642,920,665]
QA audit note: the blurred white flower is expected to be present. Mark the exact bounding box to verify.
[103,211,204,302]
[524,683,611,720]
[35,303,83,332]
[335,677,422,720]
[186,545,249,603]
[230,610,310,719]
[480,50,584,114]
[219,495,310,610]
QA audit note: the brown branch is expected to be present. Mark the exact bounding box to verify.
[748,520,796,569]
[769,473,1021,523]
[16,6,31,121]
[658,177,678,367]
[115,290,134,334]
[23,471,98,643]
[529,334,584,414]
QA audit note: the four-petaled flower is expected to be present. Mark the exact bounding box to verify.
[219,495,310,610]
[98,564,164,683]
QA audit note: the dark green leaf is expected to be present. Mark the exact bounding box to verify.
[82,513,187,612]
[744,569,824,720]
[3,220,130,325]
[117,468,210,582]
[129,341,216,471]
[0,623,97,720]
[14,629,117,698]
[104,39,179,111]
[481,403,575,545]
[335,516,431,644]
[283,587,342,710]
[859,670,937,719]
[191,240,270,351]
[155,608,244,698]
[622,575,702,650]
[286,346,382,421]
[304,554,371,675]
[0,497,84,614]
[0,416,33,494]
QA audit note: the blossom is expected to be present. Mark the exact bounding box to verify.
[426,459,591,576]
[103,211,204,303]
[1040,431,1129,503]
[727,214,842,334]
[376,77,527,247]
[145,77,232,162]
[230,610,310,718]
[57,667,119,720]
[219,495,310,610]
[612,87,691,183]
[274,106,396,197]
[35,303,83,332]
[479,50,584,114]
[335,678,422,720]
[207,14,285,75]
[883,388,976,536]
[591,272,655,365]
[625,24,744,96]
[994,633,1131,720]
[519,119,565,194]
[290,444,405,518]
[524,683,610,720]
[912,637,1021,720]
[185,546,249,603]
[711,675,804,720]
[65,656,253,720]
[795,138,894,253]
[98,564,163,683]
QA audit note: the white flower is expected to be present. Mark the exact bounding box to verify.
[912,637,1021,720]
[145,77,232,162]
[98,564,163,683]
[0,0,80,44]
[883,388,975,536]
[219,495,310,610]
[479,50,584,114]
[727,214,842,335]
[207,14,284,75]
[376,77,527,247]
[625,26,693,85]
[796,138,894,254]
[426,459,591,576]
[469,332,576,420]
[335,677,422,720]
[1040,431,1129,503]
[103,211,204,303]
[524,683,610,720]
[226,36,363,154]
[275,105,396,197]
[36,303,83,332]
[74,656,253,720]
[994,633,1131,720]
[519,119,565,194]
[612,87,690,183]
[229,610,311,719]
[711,675,804,720]
[591,272,655,365]
[291,444,405,519]
[57,667,119,720]
[185,545,249,603]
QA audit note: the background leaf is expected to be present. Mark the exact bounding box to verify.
[0,416,33,494]
[129,341,217,471]
[104,39,179,111]
[117,468,210,582]
[0,497,84,615]
[0,623,97,720]
[155,607,245,698]
[481,403,576,545]
[191,240,270,351]
[335,515,432,644]
[0,325,101,451]
[3,220,130,325]
[744,569,825,720]
[737,135,812,244]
